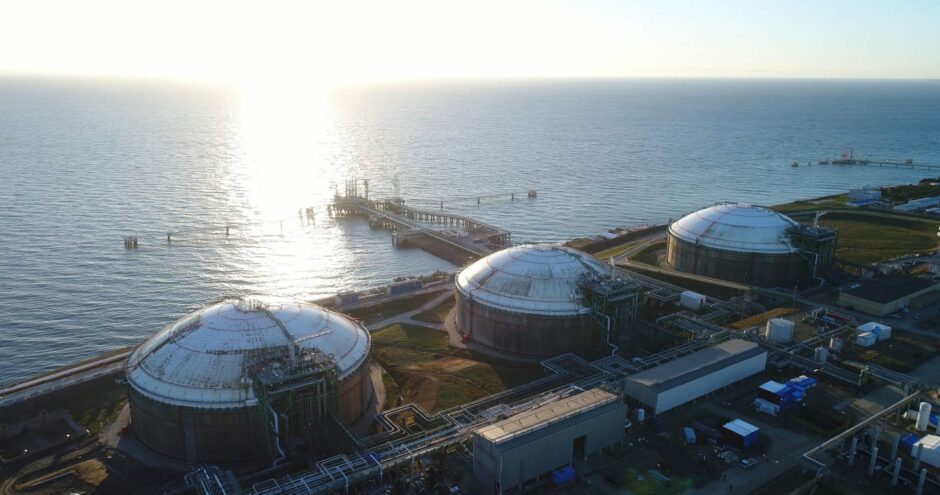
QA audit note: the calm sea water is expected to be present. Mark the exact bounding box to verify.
[1,78,938,385]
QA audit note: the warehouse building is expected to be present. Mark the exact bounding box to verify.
[125,297,373,465]
[665,203,837,287]
[623,339,766,414]
[837,274,940,316]
[472,388,626,494]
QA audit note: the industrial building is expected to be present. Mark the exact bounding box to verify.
[455,244,640,358]
[472,388,626,494]
[125,297,373,465]
[624,339,767,414]
[838,274,940,316]
[665,203,837,287]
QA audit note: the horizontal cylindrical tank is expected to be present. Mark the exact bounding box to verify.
[765,318,795,343]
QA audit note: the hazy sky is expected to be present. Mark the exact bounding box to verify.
[1,0,938,86]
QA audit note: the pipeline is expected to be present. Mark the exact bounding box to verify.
[268,405,286,468]
[603,314,619,357]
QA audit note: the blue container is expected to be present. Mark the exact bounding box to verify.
[902,434,920,452]
[552,465,575,485]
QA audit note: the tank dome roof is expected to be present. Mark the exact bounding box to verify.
[126,297,369,409]
[669,203,799,254]
[455,244,609,316]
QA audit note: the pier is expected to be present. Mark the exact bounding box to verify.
[329,194,517,265]
[809,151,940,171]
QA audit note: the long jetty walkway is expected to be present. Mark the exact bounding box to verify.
[329,195,513,263]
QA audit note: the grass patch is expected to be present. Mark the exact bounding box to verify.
[0,374,127,435]
[773,194,847,212]
[822,217,938,263]
[371,323,544,412]
[412,294,455,324]
[372,323,450,352]
[881,184,940,202]
[344,291,441,324]
[594,240,641,260]
[382,371,401,409]
[630,241,666,266]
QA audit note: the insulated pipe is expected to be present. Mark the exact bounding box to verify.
[848,437,857,466]
[891,457,901,486]
[890,434,900,461]
[603,314,619,357]
[268,404,286,467]
[916,468,927,495]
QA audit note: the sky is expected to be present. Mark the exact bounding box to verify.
[1,0,938,87]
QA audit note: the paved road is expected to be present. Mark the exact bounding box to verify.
[696,403,819,495]
[0,353,129,408]
[365,288,453,332]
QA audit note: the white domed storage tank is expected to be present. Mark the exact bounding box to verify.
[125,297,372,464]
[454,244,610,358]
[665,203,806,287]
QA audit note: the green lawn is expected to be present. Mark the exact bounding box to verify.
[631,241,666,266]
[411,294,455,323]
[343,291,441,324]
[823,218,938,263]
[371,323,544,412]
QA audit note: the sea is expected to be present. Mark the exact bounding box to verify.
[1,77,939,386]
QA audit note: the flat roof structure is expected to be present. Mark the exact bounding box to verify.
[724,419,759,437]
[843,274,936,304]
[838,274,940,317]
[759,381,787,395]
[476,389,618,445]
[624,339,767,414]
[626,339,762,393]
[473,388,626,494]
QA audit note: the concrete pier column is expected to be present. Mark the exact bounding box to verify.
[891,457,901,486]
[868,446,878,476]
[917,468,927,495]
[871,426,880,451]
[891,434,900,461]
[848,437,858,466]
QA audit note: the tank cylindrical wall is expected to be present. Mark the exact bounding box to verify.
[130,357,372,464]
[665,234,805,287]
[337,357,373,424]
[455,290,600,358]
[128,388,270,464]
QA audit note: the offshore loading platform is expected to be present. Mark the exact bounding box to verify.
[328,179,524,264]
